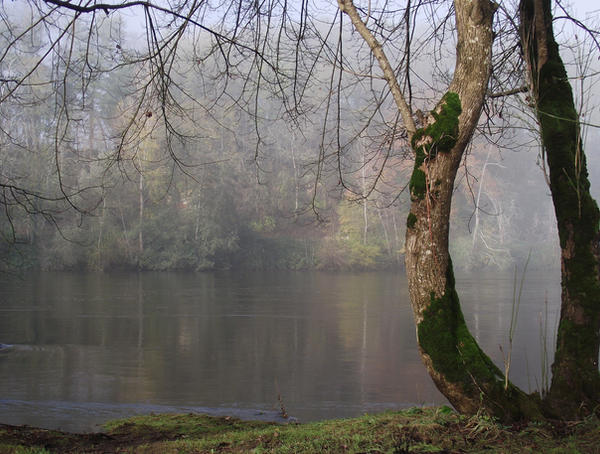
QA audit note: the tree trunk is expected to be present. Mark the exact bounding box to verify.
[339,0,540,420]
[392,211,401,265]
[520,0,600,418]
[290,131,300,218]
[362,149,369,245]
[378,208,392,257]
[404,0,538,421]
[138,154,144,270]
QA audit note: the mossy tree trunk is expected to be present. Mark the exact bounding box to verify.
[339,0,542,421]
[340,0,541,422]
[520,0,600,418]
[403,0,539,422]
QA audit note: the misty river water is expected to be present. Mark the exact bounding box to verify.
[0,270,561,432]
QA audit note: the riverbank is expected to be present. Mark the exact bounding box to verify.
[1,407,598,453]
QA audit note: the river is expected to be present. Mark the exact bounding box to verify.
[0,269,561,432]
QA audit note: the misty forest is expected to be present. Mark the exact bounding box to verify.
[1,0,600,441]
[4,0,595,274]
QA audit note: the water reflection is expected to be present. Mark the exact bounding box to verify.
[0,270,560,432]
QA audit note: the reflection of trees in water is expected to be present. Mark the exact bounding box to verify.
[1,271,560,418]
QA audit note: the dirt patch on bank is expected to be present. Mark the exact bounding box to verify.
[0,423,178,453]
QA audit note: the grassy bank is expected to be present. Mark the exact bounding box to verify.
[1,407,599,453]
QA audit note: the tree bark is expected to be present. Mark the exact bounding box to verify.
[340,0,541,421]
[520,0,600,418]
[403,0,539,420]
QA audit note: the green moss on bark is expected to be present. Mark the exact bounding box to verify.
[417,261,503,388]
[523,0,600,415]
[409,93,461,201]
[410,92,461,158]
[409,169,427,200]
[407,213,417,229]
[416,259,541,421]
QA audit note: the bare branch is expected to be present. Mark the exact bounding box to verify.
[489,85,529,98]
[337,0,417,139]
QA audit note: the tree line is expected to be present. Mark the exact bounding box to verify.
[0,4,560,272]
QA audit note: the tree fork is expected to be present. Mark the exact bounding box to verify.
[403,0,542,421]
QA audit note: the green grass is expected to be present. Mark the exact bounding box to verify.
[1,407,599,453]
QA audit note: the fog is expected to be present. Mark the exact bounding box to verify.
[1,1,599,273]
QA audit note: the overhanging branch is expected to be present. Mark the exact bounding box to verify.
[42,0,280,74]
